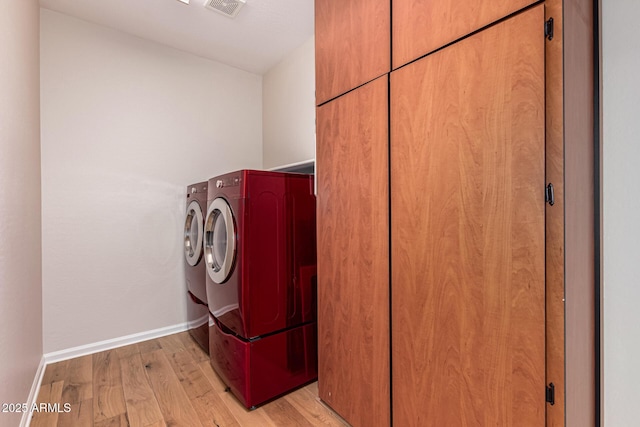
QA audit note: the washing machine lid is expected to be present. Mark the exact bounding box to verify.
[184,199,204,266]
[204,197,236,284]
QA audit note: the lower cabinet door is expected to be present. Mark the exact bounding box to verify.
[316,75,390,427]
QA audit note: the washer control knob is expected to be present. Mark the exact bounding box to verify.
[216,180,224,188]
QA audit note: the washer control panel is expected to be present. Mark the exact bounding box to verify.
[215,176,241,189]
[188,183,207,195]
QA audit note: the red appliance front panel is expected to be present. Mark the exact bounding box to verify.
[185,183,208,303]
[209,316,318,408]
[186,291,209,353]
[207,170,317,339]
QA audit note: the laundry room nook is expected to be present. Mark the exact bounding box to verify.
[1,1,638,427]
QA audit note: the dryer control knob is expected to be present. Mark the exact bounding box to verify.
[216,180,224,188]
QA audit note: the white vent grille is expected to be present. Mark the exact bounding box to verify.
[203,0,246,18]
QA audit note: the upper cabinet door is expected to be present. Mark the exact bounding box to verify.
[392,0,537,68]
[315,0,390,105]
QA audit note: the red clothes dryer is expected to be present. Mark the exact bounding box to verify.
[183,182,209,353]
[204,170,317,408]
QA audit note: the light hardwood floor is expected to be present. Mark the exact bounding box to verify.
[31,331,348,427]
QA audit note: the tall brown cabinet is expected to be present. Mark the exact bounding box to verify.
[316,75,390,426]
[315,0,596,426]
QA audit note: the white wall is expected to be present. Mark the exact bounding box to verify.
[40,9,262,353]
[603,1,640,425]
[262,37,315,169]
[0,1,43,425]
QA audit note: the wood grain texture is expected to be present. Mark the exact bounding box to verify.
[392,0,537,68]
[262,398,312,426]
[139,349,203,426]
[156,333,187,356]
[92,349,127,422]
[119,353,165,426]
[34,332,346,426]
[57,400,93,427]
[283,384,348,427]
[544,0,566,425]
[315,0,390,104]
[316,75,390,426]
[391,6,546,426]
[176,329,211,364]
[31,381,64,427]
[62,355,93,405]
[165,342,240,427]
[93,413,129,427]
[41,360,70,385]
[215,389,277,427]
[136,338,162,355]
[115,343,140,359]
[563,0,596,425]
[195,360,277,427]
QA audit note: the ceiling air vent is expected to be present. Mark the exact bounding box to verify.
[204,0,246,18]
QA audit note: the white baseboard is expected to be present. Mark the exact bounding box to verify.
[43,322,190,364]
[20,355,46,427]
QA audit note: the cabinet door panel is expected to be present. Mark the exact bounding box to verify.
[315,0,390,105]
[391,6,545,426]
[392,0,537,68]
[316,76,390,427]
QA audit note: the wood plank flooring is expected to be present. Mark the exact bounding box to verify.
[31,332,348,427]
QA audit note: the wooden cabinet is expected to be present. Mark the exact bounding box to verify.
[315,0,597,425]
[314,0,390,105]
[392,0,537,68]
[391,6,546,425]
[316,75,390,427]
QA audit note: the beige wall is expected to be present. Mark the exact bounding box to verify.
[40,9,263,353]
[262,37,315,169]
[603,1,640,424]
[0,0,43,425]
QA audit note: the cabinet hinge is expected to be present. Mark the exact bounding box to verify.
[545,183,555,206]
[546,383,555,405]
[545,17,554,40]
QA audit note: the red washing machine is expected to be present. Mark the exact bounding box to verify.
[204,170,317,408]
[183,182,209,353]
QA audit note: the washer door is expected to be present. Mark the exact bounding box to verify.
[204,197,236,283]
[184,199,204,266]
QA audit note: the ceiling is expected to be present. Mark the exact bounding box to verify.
[39,0,315,75]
